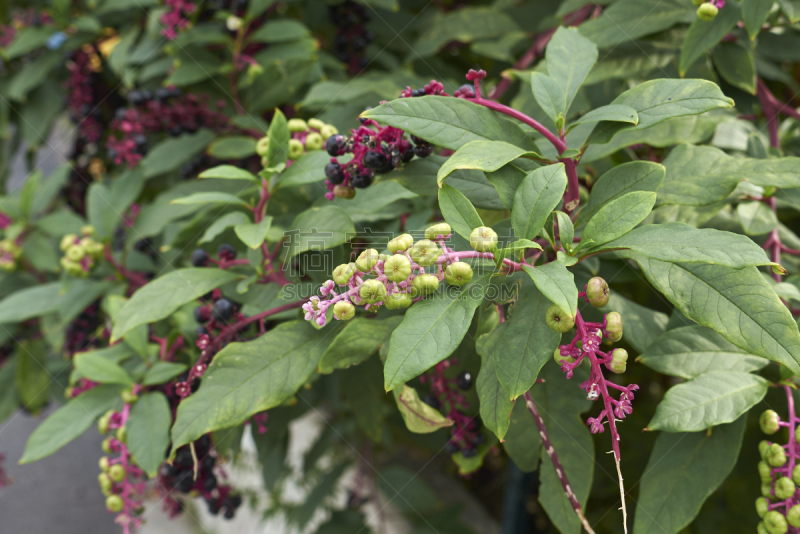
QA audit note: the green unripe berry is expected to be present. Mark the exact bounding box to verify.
[385,292,413,309]
[106,495,125,513]
[308,118,325,131]
[758,522,770,534]
[765,510,789,534]
[98,410,113,434]
[760,440,772,459]
[80,225,95,237]
[99,456,110,472]
[604,312,623,342]
[287,118,308,132]
[586,277,610,307]
[756,497,770,518]
[333,185,355,199]
[333,301,355,321]
[775,476,796,500]
[554,348,575,365]
[697,2,718,21]
[305,132,324,151]
[121,390,138,404]
[384,254,412,282]
[759,461,774,483]
[98,473,112,495]
[761,410,781,434]
[609,348,628,374]
[256,136,270,157]
[444,261,473,287]
[425,223,452,240]
[355,249,380,273]
[469,226,498,252]
[288,139,305,159]
[116,425,126,444]
[109,464,126,483]
[320,125,338,139]
[411,274,440,297]
[359,279,387,304]
[60,234,78,251]
[788,504,800,527]
[792,464,800,485]
[388,234,414,253]
[409,239,440,267]
[763,483,775,499]
[546,305,575,333]
[332,263,356,285]
[102,437,114,454]
[768,443,787,467]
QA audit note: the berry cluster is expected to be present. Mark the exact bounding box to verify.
[97,390,147,534]
[107,89,229,168]
[694,0,725,20]
[329,1,373,74]
[420,362,484,456]
[64,301,104,355]
[161,0,195,40]
[65,48,103,144]
[256,118,338,165]
[0,238,22,272]
[756,392,800,534]
[0,8,53,47]
[60,226,105,277]
[158,435,242,520]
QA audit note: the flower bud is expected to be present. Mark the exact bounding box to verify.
[109,464,126,483]
[355,249,380,273]
[586,277,610,307]
[768,442,787,467]
[776,477,796,500]
[308,118,325,131]
[332,263,355,285]
[469,226,498,252]
[359,279,387,304]
[320,124,338,139]
[256,136,270,157]
[333,185,355,199]
[287,118,308,132]
[444,261,473,286]
[333,301,355,320]
[384,254,412,282]
[226,15,242,31]
[288,139,305,160]
[305,132,324,151]
[388,233,414,253]
[756,497,770,518]
[546,305,574,333]
[554,348,575,365]
[759,461,774,483]
[409,239,440,266]
[609,348,628,374]
[60,234,78,251]
[99,456,110,472]
[764,511,788,534]
[788,504,800,527]
[604,312,623,342]
[760,410,781,434]
[425,223,451,240]
[411,274,440,297]
[696,2,718,20]
[106,495,125,513]
[759,440,771,459]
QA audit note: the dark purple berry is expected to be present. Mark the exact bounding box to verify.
[218,243,237,260]
[223,509,235,520]
[326,135,347,156]
[325,162,345,184]
[203,475,217,491]
[127,90,144,105]
[192,249,209,267]
[177,476,194,493]
[414,144,434,158]
[350,171,374,189]
[212,298,234,321]
[461,445,477,458]
[471,433,486,446]
[363,150,389,171]
[422,395,440,410]
[194,307,210,324]
[444,441,460,454]
[202,455,216,470]
[207,500,221,515]
[457,371,473,390]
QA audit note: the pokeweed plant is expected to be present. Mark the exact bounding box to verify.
[3,1,800,533]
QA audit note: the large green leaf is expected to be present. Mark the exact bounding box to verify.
[362,96,538,151]
[638,325,768,379]
[411,7,519,57]
[712,42,757,94]
[502,398,542,472]
[647,371,768,432]
[737,200,777,235]
[523,262,577,317]
[235,217,273,249]
[477,333,515,440]
[266,108,290,169]
[171,321,334,451]
[512,164,567,240]
[438,184,484,240]
[20,385,123,463]
[73,351,134,386]
[577,161,665,226]
[318,316,402,374]
[633,416,746,534]
[579,0,694,47]
[0,282,61,323]
[198,165,259,182]
[278,151,330,186]
[626,252,800,375]
[384,275,491,391]
[393,385,454,433]
[568,104,638,129]
[580,191,656,249]
[285,206,355,257]
[679,2,741,75]
[141,130,216,179]
[437,140,539,186]
[339,357,386,441]
[543,26,598,117]
[111,269,240,341]
[126,392,171,478]
[743,0,774,38]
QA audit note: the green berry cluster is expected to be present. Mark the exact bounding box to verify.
[256,118,338,164]
[0,238,22,271]
[60,226,104,277]
[755,408,800,533]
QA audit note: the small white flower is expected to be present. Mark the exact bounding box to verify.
[226,15,242,32]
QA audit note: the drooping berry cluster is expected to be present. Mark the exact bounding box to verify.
[329,1,374,74]
[756,388,800,534]
[60,225,105,277]
[65,48,104,144]
[256,118,338,166]
[64,301,104,355]
[420,362,484,457]
[158,435,242,520]
[97,390,147,534]
[161,0,196,40]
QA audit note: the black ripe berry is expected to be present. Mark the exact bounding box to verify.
[350,171,374,189]
[196,325,209,336]
[457,372,473,390]
[325,162,345,184]
[444,441,460,454]
[192,248,209,267]
[422,395,440,410]
[218,243,237,260]
[223,509,235,520]
[461,445,477,458]
[363,150,393,174]
[414,144,434,158]
[194,307,210,324]
[471,433,486,446]
[212,298,234,321]
[203,474,218,491]
[127,90,144,105]
[326,134,347,156]
[207,500,221,515]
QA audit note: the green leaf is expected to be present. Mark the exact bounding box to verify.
[0,282,61,323]
[207,136,258,160]
[362,96,538,151]
[141,130,216,179]
[199,211,251,244]
[393,384,454,433]
[411,7,519,57]
[531,73,567,126]
[624,252,800,375]
[285,206,355,257]
[198,165,259,182]
[384,275,491,391]
[234,217,273,249]
[578,0,694,48]
[266,108,290,169]
[523,262,577,317]
[74,351,134,386]
[712,42,757,94]
[601,294,668,353]
[590,223,771,268]
[512,164,567,240]
[340,357,387,441]
[4,27,54,60]
[170,192,249,207]
[544,26,598,116]
[568,104,639,129]
[171,321,332,452]
[647,371,768,432]
[318,316,402,374]
[7,52,62,102]
[438,184,484,240]
[278,151,330,186]
[638,325,768,379]
[111,268,240,341]
[437,140,539,186]
[477,335,515,440]
[126,392,171,477]
[248,19,310,43]
[679,2,741,75]
[577,161,665,226]
[580,191,656,249]
[20,385,123,463]
[743,0,774,38]
[633,416,746,534]
[737,200,777,235]
[142,361,189,386]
